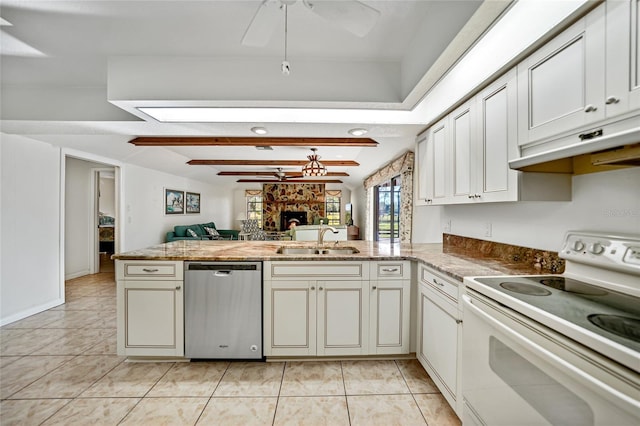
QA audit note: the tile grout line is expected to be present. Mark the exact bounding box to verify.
[193,361,231,425]
[271,361,287,426]
[395,360,431,426]
[340,361,352,426]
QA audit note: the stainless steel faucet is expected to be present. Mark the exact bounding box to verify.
[317,223,338,247]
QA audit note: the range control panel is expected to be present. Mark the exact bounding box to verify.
[561,231,640,274]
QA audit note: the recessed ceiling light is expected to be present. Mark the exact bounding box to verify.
[348,128,368,136]
[251,126,268,135]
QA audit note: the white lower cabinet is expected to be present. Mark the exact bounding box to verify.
[264,278,368,356]
[369,261,411,355]
[417,265,462,415]
[264,260,410,357]
[116,260,184,357]
[317,280,369,356]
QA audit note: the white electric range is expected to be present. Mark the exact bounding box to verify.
[462,231,639,426]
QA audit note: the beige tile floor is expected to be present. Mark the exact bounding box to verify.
[1,268,461,426]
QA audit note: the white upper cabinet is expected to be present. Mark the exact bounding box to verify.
[517,5,605,146]
[450,100,476,203]
[606,0,640,115]
[517,1,640,154]
[475,69,519,203]
[415,118,448,205]
[414,69,567,205]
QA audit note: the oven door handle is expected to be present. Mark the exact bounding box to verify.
[462,294,640,412]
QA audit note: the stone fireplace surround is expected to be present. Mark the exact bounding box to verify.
[262,183,325,232]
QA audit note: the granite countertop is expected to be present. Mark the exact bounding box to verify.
[113,240,552,282]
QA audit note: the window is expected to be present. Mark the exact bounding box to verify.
[374,176,401,242]
[245,190,263,228]
[325,190,341,225]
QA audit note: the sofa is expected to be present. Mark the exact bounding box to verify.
[165,222,239,242]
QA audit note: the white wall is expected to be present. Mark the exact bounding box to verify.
[1,134,64,324]
[121,164,234,251]
[412,168,640,251]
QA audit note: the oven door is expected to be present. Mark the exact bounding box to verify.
[462,290,640,426]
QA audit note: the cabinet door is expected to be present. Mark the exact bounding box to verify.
[476,69,518,203]
[518,7,605,146]
[264,280,316,356]
[317,280,369,356]
[369,280,410,354]
[450,100,475,203]
[606,0,640,116]
[118,280,184,357]
[419,285,460,405]
[425,119,449,204]
[415,135,429,205]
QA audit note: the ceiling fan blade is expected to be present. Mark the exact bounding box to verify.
[302,0,380,37]
[242,0,282,47]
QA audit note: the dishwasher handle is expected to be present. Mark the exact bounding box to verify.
[214,270,232,277]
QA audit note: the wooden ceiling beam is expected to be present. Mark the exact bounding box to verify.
[236,179,344,184]
[217,171,349,177]
[130,136,377,147]
[188,159,359,166]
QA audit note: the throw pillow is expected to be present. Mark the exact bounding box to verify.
[187,228,198,238]
[204,226,220,237]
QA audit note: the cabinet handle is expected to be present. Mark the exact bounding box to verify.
[372,286,377,290]
[426,199,432,203]
[605,96,619,105]
[433,279,445,287]
[310,286,315,290]
[175,285,181,290]
[468,195,474,199]
[578,129,603,141]
[142,268,159,273]
[584,104,597,113]
[319,287,324,291]
[456,319,463,324]
[381,268,399,272]
[474,194,481,199]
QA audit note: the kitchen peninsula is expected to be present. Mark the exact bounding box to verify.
[113,237,561,415]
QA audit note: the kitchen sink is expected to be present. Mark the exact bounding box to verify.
[276,246,360,255]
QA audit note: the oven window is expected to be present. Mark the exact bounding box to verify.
[489,336,594,426]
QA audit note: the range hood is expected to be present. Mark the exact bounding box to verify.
[510,127,640,173]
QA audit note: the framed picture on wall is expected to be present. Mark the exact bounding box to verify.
[186,192,201,214]
[165,188,184,215]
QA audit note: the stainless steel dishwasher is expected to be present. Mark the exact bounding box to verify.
[184,261,262,360]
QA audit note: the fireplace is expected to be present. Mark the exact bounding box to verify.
[281,211,308,231]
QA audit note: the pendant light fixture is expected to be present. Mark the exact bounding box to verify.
[302,148,327,176]
[281,2,291,76]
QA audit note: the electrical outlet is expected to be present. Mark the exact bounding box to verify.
[485,222,492,237]
[443,219,451,233]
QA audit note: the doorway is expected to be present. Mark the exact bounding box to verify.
[64,156,119,280]
[374,175,401,242]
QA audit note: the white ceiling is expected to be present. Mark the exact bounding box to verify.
[0,0,505,188]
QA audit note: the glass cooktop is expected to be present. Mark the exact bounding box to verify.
[474,276,640,353]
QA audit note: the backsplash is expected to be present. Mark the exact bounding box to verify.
[443,233,565,274]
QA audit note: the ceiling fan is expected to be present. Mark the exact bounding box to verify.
[273,167,304,181]
[242,0,380,47]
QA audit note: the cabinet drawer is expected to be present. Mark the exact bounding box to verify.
[117,261,183,280]
[420,265,459,303]
[371,261,409,279]
[267,261,367,280]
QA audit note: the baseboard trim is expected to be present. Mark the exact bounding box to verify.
[0,297,65,326]
[65,270,91,280]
